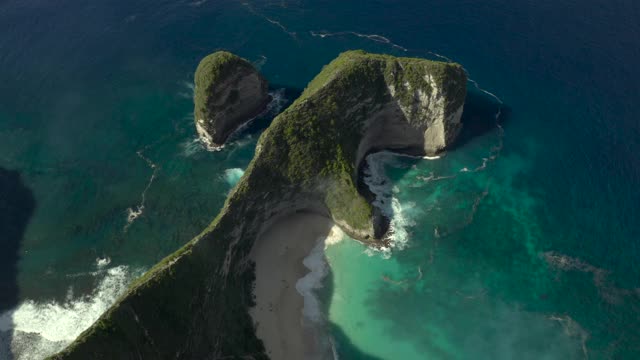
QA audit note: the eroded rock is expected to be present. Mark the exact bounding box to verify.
[194,51,269,149]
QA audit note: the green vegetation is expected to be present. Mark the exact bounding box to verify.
[194,51,252,123]
[50,50,465,360]
[194,51,268,146]
[252,50,464,231]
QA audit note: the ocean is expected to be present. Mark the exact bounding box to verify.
[0,0,639,358]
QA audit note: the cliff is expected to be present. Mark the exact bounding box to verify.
[194,51,270,149]
[50,50,466,359]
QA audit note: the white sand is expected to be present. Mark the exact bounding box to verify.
[249,213,333,360]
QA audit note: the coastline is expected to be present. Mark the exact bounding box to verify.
[249,213,334,360]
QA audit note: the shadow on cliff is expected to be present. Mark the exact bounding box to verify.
[254,210,382,359]
[448,88,511,152]
[322,90,514,357]
[227,85,303,141]
[0,167,36,359]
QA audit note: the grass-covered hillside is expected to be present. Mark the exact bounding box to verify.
[50,50,466,360]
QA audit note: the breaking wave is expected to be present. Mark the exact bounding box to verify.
[95,256,111,268]
[363,152,417,257]
[324,225,345,249]
[296,239,329,323]
[223,168,245,187]
[0,266,140,360]
[296,227,345,359]
[227,88,287,141]
[185,88,288,155]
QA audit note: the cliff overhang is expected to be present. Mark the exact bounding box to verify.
[50,50,466,359]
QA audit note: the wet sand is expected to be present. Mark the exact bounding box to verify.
[249,213,333,360]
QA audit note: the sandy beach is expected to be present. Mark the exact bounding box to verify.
[249,213,334,360]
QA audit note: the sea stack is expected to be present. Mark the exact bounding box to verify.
[194,51,269,149]
[51,51,467,359]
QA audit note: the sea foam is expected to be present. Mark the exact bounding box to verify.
[125,150,159,230]
[223,168,245,187]
[0,266,139,360]
[296,227,345,359]
[297,224,345,322]
[95,256,111,268]
[363,152,417,256]
[296,239,330,323]
[188,88,288,154]
[324,225,345,249]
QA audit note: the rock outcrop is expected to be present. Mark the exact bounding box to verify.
[194,51,270,148]
[50,50,466,359]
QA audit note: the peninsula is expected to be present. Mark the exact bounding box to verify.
[50,50,466,359]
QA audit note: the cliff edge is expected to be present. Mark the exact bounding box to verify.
[194,51,270,149]
[50,50,466,359]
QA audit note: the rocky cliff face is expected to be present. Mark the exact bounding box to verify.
[50,51,466,360]
[194,51,270,149]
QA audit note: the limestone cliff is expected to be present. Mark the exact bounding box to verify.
[194,51,270,148]
[50,50,466,359]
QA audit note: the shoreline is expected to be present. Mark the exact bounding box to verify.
[249,213,335,360]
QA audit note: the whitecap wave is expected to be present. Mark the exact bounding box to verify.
[189,88,287,155]
[363,152,417,256]
[223,168,245,187]
[324,225,345,249]
[423,154,442,160]
[95,256,111,268]
[0,266,139,360]
[385,198,416,251]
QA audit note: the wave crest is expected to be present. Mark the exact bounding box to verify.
[0,266,139,360]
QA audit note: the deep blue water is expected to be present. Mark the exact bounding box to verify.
[0,0,638,358]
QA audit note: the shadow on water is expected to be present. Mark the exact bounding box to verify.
[319,256,383,360]
[448,88,511,152]
[328,323,385,360]
[0,168,36,360]
[321,92,519,359]
[252,210,381,359]
[227,85,303,141]
[346,91,602,358]
[354,88,509,240]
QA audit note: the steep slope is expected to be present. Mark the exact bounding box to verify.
[50,50,466,359]
[194,51,270,149]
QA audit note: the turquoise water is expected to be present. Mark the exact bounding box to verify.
[0,0,639,358]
